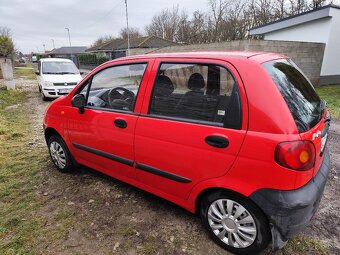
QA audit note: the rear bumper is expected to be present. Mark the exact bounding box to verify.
[250,148,330,250]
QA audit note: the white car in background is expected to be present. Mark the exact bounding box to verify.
[36,58,82,101]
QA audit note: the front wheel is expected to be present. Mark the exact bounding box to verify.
[48,135,74,173]
[200,190,271,254]
[41,90,48,101]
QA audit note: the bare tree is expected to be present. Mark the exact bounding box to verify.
[208,0,231,42]
[145,5,181,41]
[90,35,115,48]
[119,27,142,39]
[288,0,308,15]
[310,0,327,9]
[0,26,12,37]
[273,0,288,18]
[143,0,335,45]
[189,10,210,43]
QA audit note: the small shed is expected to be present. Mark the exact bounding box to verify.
[249,4,340,85]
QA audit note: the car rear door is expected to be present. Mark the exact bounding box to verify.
[134,58,248,200]
[66,59,153,180]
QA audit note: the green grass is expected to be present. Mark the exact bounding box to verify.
[282,235,328,255]
[0,86,44,254]
[13,65,36,80]
[316,84,340,118]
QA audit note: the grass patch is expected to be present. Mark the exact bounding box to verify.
[141,243,157,255]
[0,87,44,254]
[316,84,340,118]
[0,88,26,109]
[13,65,36,80]
[282,235,328,255]
[117,224,136,237]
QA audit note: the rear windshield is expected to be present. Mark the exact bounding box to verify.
[262,59,322,132]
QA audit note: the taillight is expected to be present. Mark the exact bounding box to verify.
[275,141,316,171]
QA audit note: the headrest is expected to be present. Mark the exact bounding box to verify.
[188,73,205,91]
[154,75,174,97]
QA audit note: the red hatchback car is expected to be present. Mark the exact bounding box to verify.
[44,52,331,254]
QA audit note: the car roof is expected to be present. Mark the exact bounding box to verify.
[118,51,287,63]
[40,58,73,62]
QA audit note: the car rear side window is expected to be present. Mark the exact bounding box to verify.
[262,59,322,132]
[149,63,242,129]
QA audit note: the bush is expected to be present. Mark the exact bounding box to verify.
[78,53,109,66]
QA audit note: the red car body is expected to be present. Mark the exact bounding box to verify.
[44,52,330,253]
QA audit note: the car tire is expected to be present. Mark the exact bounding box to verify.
[41,90,48,101]
[48,135,74,173]
[200,190,271,254]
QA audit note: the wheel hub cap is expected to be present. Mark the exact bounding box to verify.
[207,198,257,248]
[222,218,237,232]
[49,141,66,169]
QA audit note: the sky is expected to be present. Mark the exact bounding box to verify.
[0,0,206,54]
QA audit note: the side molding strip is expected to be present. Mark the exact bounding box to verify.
[135,163,192,183]
[72,143,134,167]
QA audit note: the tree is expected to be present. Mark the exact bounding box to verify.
[90,35,115,48]
[189,10,210,44]
[0,27,15,57]
[145,5,181,41]
[119,27,142,39]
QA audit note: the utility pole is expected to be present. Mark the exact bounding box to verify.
[43,44,46,53]
[125,0,130,56]
[65,28,72,47]
[51,39,55,49]
[65,27,73,62]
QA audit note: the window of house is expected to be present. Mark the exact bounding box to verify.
[79,63,147,112]
[149,63,242,129]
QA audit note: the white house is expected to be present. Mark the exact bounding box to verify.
[249,4,340,85]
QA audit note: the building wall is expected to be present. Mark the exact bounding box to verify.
[320,7,340,83]
[130,40,325,85]
[262,8,340,84]
[264,17,332,43]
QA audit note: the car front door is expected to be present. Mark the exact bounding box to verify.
[134,58,248,200]
[67,60,153,180]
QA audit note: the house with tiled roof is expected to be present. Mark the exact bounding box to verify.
[86,35,178,59]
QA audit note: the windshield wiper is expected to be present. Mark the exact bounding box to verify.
[43,72,59,74]
[58,72,78,74]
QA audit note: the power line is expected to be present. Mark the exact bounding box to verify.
[85,0,125,29]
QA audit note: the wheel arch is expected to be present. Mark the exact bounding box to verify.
[44,127,62,144]
[195,187,249,215]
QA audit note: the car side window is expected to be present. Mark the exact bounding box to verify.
[79,63,147,112]
[149,63,242,129]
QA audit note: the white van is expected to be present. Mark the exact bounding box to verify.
[36,58,82,101]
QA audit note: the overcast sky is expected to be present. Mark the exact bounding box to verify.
[0,0,206,54]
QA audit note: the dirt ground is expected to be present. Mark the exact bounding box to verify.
[17,78,340,254]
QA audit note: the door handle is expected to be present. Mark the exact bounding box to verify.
[114,119,127,128]
[205,135,229,148]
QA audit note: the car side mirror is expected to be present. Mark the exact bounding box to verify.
[71,94,86,114]
[35,71,40,75]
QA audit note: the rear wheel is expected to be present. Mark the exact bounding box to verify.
[48,135,74,173]
[200,190,271,254]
